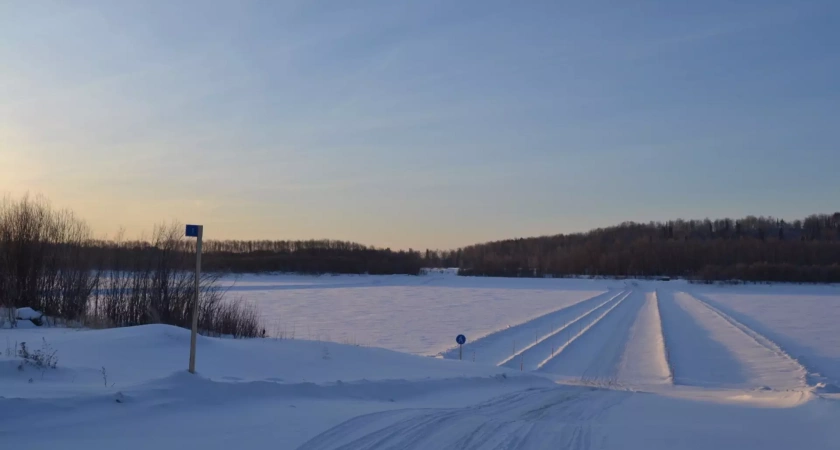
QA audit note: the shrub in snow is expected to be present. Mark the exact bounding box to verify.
[18,338,58,370]
[1,306,15,328]
[100,366,115,388]
[0,198,263,337]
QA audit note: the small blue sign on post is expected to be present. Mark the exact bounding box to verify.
[184,224,203,374]
[185,225,200,237]
[456,334,466,361]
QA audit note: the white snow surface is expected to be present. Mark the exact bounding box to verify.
[696,285,840,389]
[3,276,840,449]
[223,273,616,355]
[657,289,808,390]
[15,306,42,320]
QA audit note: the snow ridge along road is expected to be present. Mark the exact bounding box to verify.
[446,287,673,388]
[657,289,807,390]
[442,282,810,392]
[686,292,808,390]
[615,290,672,386]
[496,290,628,368]
[441,289,618,364]
[537,290,645,385]
[500,290,631,373]
[695,290,840,391]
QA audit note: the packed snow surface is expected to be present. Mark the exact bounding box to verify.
[14,307,42,320]
[3,275,840,449]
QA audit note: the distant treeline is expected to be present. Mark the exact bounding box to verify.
[85,239,425,275]
[428,215,840,283]
[203,240,423,275]
[4,193,840,299]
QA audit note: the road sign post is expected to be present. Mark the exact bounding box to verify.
[456,334,466,360]
[186,224,203,374]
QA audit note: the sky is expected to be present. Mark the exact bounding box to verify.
[1,0,838,250]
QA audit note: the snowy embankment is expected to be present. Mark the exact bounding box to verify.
[4,277,840,449]
[1,324,550,449]
[0,325,535,395]
[657,289,807,390]
[695,286,840,391]
[3,322,838,450]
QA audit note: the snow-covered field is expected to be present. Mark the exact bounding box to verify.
[222,273,617,355]
[4,274,840,449]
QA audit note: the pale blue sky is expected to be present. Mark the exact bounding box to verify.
[1,0,838,249]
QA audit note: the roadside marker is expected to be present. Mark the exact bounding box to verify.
[456,334,466,360]
[185,224,203,374]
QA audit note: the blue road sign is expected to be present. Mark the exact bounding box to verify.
[456,334,466,345]
[185,225,200,237]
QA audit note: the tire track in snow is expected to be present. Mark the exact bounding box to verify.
[497,290,628,369]
[297,386,630,450]
[440,290,618,365]
[655,289,676,383]
[535,290,640,382]
[577,291,647,385]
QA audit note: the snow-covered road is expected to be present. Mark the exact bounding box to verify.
[438,282,811,393]
[299,386,631,450]
[657,289,806,390]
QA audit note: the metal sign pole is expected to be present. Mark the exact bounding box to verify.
[455,334,466,361]
[187,224,203,374]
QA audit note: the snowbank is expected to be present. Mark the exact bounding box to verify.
[16,307,43,321]
[0,324,535,396]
